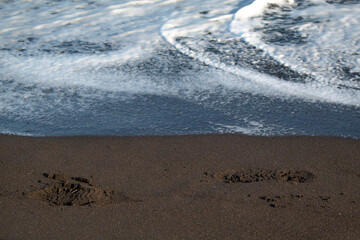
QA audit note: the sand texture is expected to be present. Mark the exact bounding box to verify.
[0,134,359,239]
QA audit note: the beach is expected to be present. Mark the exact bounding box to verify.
[1,0,359,239]
[0,134,359,239]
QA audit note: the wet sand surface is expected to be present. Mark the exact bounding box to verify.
[0,134,359,239]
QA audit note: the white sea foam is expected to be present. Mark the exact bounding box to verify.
[1,0,358,105]
[160,0,360,107]
[210,119,275,136]
[0,0,238,107]
[232,0,295,21]
[230,0,360,89]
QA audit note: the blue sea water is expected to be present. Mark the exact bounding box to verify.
[0,0,359,137]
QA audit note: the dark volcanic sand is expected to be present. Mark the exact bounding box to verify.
[0,134,359,239]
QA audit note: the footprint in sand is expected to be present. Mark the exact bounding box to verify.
[209,168,315,183]
[25,173,140,206]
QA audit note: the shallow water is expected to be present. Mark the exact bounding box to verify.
[0,0,359,137]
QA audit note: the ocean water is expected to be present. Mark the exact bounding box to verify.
[0,0,359,137]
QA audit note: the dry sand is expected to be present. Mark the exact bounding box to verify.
[0,134,359,239]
